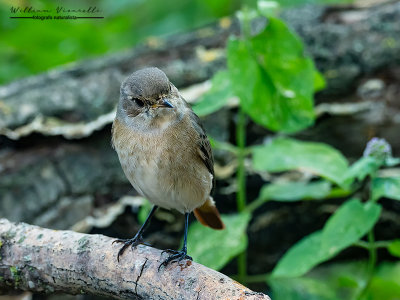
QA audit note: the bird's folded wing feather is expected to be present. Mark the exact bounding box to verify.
[189,111,215,194]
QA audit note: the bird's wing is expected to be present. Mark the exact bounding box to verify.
[189,111,216,194]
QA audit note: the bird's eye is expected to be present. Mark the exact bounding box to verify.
[132,98,144,107]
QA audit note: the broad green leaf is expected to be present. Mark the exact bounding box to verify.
[388,240,400,258]
[258,181,331,202]
[250,18,324,101]
[187,212,250,270]
[375,261,400,284]
[272,230,325,277]
[367,262,400,300]
[307,261,368,292]
[273,261,400,300]
[272,199,381,278]
[227,17,323,133]
[269,277,338,300]
[343,156,380,186]
[321,199,381,255]
[367,278,400,300]
[270,262,366,300]
[192,70,233,117]
[252,137,348,186]
[371,177,400,202]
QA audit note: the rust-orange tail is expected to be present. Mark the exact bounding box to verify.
[194,197,225,230]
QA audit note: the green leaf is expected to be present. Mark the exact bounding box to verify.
[188,212,251,270]
[374,261,400,284]
[252,137,349,186]
[368,278,400,300]
[386,157,400,167]
[371,177,400,202]
[307,261,368,293]
[227,17,323,133]
[258,181,331,203]
[388,240,400,258]
[272,230,325,277]
[272,199,381,278]
[269,277,338,300]
[272,261,400,300]
[326,186,353,198]
[192,70,233,117]
[321,199,381,255]
[367,262,400,300]
[343,156,380,186]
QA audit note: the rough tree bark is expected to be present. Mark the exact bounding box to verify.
[0,219,270,300]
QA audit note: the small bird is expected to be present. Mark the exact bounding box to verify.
[112,67,225,267]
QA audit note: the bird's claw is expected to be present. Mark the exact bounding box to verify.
[158,249,192,270]
[113,236,144,262]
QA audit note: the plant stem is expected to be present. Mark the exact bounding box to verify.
[235,5,255,285]
[237,251,247,283]
[367,230,377,275]
[236,107,247,212]
[236,107,247,283]
[353,239,391,250]
[355,230,377,300]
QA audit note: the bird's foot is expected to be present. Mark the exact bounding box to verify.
[113,235,148,262]
[159,248,192,270]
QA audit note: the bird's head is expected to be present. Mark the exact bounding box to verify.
[117,67,185,130]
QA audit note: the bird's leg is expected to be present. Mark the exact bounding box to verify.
[113,205,158,262]
[159,212,192,269]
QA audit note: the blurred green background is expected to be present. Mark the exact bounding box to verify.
[0,0,351,85]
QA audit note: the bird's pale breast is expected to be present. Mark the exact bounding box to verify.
[112,118,213,213]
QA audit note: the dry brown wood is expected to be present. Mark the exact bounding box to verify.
[0,218,270,300]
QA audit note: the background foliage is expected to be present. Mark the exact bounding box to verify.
[0,0,351,84]
[2,0,399,299]
[189,2,400,299]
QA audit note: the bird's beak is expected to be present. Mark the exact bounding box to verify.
[152,99,174,108]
